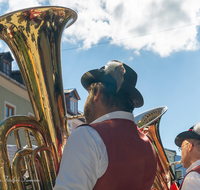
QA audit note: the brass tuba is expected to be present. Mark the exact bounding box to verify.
[135,106,179,190]
[0,6,77,190]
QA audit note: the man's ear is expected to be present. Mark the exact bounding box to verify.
[188,143,194,152]
[93,88,101,102]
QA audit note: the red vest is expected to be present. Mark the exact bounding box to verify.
[85,119,157,190]
[179,165,200,190]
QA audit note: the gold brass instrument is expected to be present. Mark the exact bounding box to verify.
[169,160,182,166]
[135,106,179,190]
[0,6,77,189]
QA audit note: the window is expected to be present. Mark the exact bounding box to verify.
[5,102,15,136]
[2,61,11,75]
[70,98,77,114]
[5,104,14,117]
[5,102,16,119]
[175,170,183,180]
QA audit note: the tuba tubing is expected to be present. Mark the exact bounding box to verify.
[169,160,182,166]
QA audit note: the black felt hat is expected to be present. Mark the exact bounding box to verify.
[81,60,144,108]
[175,123,200,147]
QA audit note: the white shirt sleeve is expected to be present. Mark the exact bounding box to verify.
[181,172,200,190]
[53,126,108,190]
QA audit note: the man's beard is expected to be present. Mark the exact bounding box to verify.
[84,95,96,124]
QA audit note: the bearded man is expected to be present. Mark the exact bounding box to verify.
[54,60,157,190]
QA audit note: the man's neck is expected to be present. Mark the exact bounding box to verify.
[91,111,134,124]
[94,100,120,120]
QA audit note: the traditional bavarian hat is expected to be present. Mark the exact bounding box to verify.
[175,123,200,147]
[81,60,144,108]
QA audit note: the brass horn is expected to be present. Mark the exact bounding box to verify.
[135,106,179,190]
[0,6,77,190]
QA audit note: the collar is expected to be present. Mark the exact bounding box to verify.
[91,111,135,124]
[186,160,200,173]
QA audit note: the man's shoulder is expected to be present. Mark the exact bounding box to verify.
[185,170,200,181]
[181,170,200,189]
[73,124,97,134]
[71,124,104,143]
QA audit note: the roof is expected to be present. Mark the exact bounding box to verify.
[0,52,14,62]
[164,148,176,154]
[64,88,80,100]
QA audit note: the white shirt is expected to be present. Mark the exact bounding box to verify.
[53,111,135,190]
[181,160,200,190]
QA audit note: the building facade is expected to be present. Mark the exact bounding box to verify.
[0,52,34,146]
[165,148,176,174]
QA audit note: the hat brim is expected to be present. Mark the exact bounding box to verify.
[81,68,116,90]
[175,131,200,147]
[126,88,144,108]
[81,67,144,108]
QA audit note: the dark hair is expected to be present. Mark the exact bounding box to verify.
[89,82,135,113]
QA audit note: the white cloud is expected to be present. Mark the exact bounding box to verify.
[129,57,133,61]
[6,0,42,13]
[60,0,200,57]
[0,0,200,57]
[134,50,140,56]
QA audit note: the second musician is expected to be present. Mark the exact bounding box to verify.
[175,123,200,190]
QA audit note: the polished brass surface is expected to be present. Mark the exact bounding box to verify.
[135,106,179,190]
[169,160,182,166]
[30,145,57,190]
[0,116,46,189]
[0,6,77,189]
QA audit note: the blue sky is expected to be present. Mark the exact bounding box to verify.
[61,31,200,155]
[0,0,200,155]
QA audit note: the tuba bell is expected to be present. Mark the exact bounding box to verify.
[135,106,179,190]
[0,6,77,190]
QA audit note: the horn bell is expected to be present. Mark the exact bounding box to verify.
[135,106,179,190]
